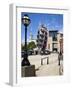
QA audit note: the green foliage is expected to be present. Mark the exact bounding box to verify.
[21,44,25,51]
[27,41,36,50]
[21,41,36,51]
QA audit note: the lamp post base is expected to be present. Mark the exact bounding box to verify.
[21,65,36,77]
[21,58,30,66]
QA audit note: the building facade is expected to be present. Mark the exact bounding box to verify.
[48,30,63,53]
[36,24,63,53]
[37,24,48,51]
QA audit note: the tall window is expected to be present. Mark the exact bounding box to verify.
[53,34,57,41]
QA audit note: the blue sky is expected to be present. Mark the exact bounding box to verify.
[21,12,63,43]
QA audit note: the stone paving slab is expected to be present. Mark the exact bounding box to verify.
[36,62,59,76]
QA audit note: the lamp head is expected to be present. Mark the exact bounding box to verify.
[22,14,31,26]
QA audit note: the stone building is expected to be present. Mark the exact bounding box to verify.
[48,30,63,53]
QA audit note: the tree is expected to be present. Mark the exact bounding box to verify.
[21,41,36,51]
[27,41,36,50]
[21,44,25,51]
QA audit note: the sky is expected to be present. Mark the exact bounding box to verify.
[21,12,63,44]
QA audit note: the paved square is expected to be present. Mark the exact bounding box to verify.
[28,53,62,76]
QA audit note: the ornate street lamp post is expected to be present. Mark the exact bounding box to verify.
[21,14,31,66]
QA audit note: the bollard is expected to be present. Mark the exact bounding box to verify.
[47,57,49,64]
[41,59,43,65]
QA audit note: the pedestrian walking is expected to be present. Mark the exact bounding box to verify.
[58,51,63,66]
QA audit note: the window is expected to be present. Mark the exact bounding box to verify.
[53,34,57,41]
